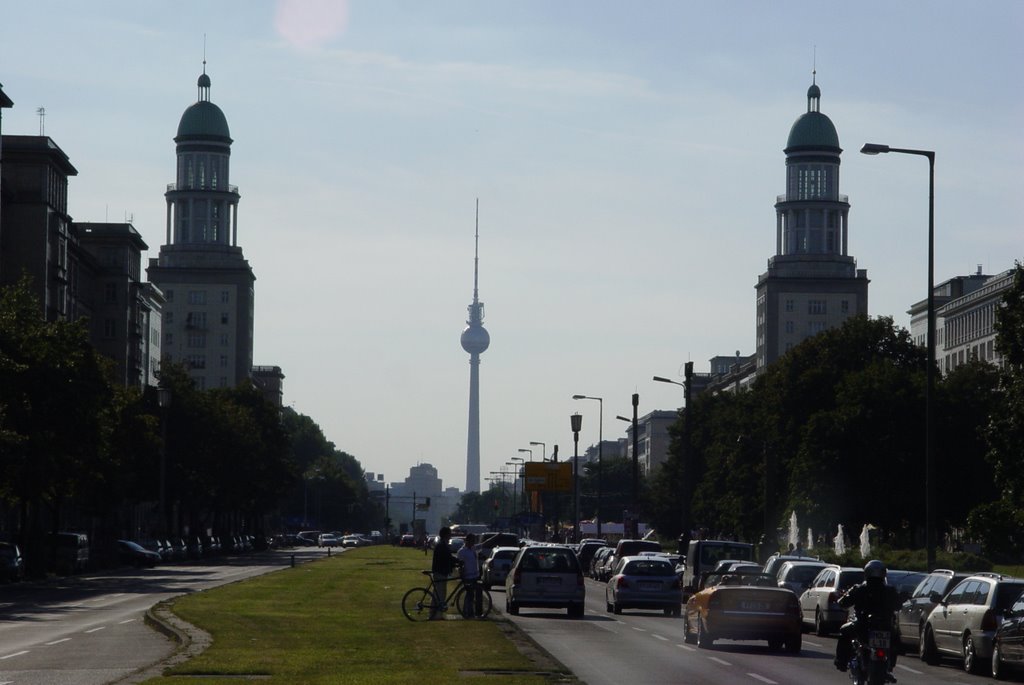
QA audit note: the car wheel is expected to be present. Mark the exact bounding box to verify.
[613,602,622,615]
[506,598,519,616]
[785,633,802,653]
[768,638,784,651]
[964,634,981,674]
[696,617,715,649]
[920,625,939,665]
[568,603,584,618]
[993,641,1005,680]
[814,608,828,636]
[663,607,673,617]
[606,600,613,613]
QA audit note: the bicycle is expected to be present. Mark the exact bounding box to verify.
[402,570,493,622]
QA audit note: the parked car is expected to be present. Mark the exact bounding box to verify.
[776,560,829,595]
[605,555,682,616]
[398,533,415,547]
[920,573,1024,674]
[992,587,1024,679]
[763,553,821,581]
[296,531,322,547]
[48,532,90,575]
[505,545,585,618]
[684,570,802,652]
[798,565,865,635]
[895,569,969,653]
[341,534,372,548]
[116,540,161,568]
[318,533,339,547]
[0,542,25,582]
[590,547,613,580]
[481,547,519,589]
[712,559,763,574]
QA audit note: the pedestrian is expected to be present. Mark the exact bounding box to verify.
[457,533,481,618]
[430,527,457,619]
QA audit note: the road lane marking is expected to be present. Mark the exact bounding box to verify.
[594,623,619,633]
[802,639,823,647]
[0,651,29,660]
[45,638,72,645]
[632,626,647,632]
[85,626,106,633]
[896,664,923,675]
[677,644,696,652]
[708,656,732,666]
[748,674,778,684]
[118,618,137,624]
[652,634,669,641]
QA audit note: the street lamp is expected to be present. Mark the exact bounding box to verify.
[570,412,582,542]
[572,394,603,537]
[157,384,172,537]
[529,441,546,462]
[616,393,641,518]
[861,141,936,570]
[518,447,533,462]
[509,456,525,517]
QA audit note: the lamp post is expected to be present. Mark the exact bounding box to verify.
[655,364,694,537]
[509,457,525,522]
[861,142,936,570]
[529,441,546,462]
[572,394,603,537]
[616,393,641,517]
[518,447,533,462]
[570,412,582,542]
[157,384,172,537]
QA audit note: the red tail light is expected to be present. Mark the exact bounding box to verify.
[874,648,887,660]
[981,609,998,631]
[617,577,629,589]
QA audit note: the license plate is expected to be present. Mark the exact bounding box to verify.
[538,576,562,586]
[639,581,660,591]
[740,600,770,611]
[869,631,891,649]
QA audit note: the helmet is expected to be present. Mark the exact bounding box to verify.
[864,559,886,580]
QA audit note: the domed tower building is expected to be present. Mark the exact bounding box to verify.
[754,77,869,370]
[147,66,255,389]
[460,202,490,493]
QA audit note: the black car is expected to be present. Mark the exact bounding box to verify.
[895,568,968,653]
[0,542,25,582]
[117,540,161,568]
[992,588,1024,679]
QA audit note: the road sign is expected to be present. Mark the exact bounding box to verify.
[524,462,573,492]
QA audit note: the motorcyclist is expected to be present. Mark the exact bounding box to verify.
[834,559,901,681]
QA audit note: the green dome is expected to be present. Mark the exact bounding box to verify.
[176,101,231,141]
[786,111,839,150]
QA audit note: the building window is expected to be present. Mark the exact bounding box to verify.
[785,299,794,312]
[187,333,207,348]
[220,354,228,368]
[104,283,118,303]
[220,333,229,346]
[221,312,229,325]
[186,311,207,328]
[785,320,795,334]
[103,319,116,338]
[808,300,826,315]
[165,333,173,346]
[221,290,230,304]
[165,289,174,302]
[808,321,827,334]
[187,354,206,369]
[219,377,228,388]
[165,311,174,325]
[188,290,207,305]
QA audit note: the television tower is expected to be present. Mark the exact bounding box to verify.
[460,200,490,493]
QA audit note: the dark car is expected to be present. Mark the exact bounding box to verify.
[895,569,969,653]
[117,540,161,568]
[0,542,25,582]
[505,545,585,618]
[575,540,608,573]
[992,588,1024,679]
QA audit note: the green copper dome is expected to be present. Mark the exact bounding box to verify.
[177,101,230,140]
[785,81,840,152]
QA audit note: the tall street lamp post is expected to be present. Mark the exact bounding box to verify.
[157,384,172,537]
[616,393,641,517]
[509,456,525,521]
[861,142,936,570]
[570,413,582,542]
[572,394,603,537]
[654,364,694,537]
[529,441,546,462]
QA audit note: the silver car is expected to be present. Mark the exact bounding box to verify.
[505,545,585,618]
[920,573,1024,674]
[605,555,681,616]
[481,547,519,589]
[776,560,828,595]
[798,565,864,635]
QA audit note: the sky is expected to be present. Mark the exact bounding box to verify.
[2,1,1022,494]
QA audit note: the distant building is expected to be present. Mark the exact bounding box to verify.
[389,463,455,535]
[755,78,869,370]
[619,410,679,475]
[909,267,1015,374]
[252,365,285,408]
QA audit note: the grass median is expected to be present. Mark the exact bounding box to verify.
[143,546,575,684]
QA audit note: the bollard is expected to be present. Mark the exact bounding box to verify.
[327,548,331,557]
[291,554,295,568]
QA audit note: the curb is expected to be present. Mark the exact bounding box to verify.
[109,600,213,684]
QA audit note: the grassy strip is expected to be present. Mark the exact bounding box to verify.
[143,547,572,684]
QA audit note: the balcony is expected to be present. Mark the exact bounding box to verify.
[166,183,239,194]
[776,193,848,204]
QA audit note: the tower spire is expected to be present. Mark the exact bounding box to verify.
[461,199,490,493]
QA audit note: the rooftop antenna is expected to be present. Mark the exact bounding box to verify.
[812,46,817,84]
[203,33,207,73]
[473,198,480,303]
[36,106,45,136]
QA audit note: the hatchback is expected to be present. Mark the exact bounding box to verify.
[920,573,1024,674]
[505,545,585,618]
[775,560,828,595]
[605,555,681,616]
[481,547,519,589]
[0,542,24,582]
[798,565,864,635]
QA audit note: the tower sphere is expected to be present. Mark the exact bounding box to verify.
[461,324,490,354]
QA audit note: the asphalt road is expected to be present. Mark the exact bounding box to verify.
[0,548,328,685]
[500,577,1022,685]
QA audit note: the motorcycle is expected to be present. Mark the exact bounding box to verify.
[846,614,893,685]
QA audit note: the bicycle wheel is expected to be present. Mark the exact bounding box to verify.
[402,587,437,622]
[454,585,493,618]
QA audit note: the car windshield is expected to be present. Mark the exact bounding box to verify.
[788,565,825,582]
[838,571,865,589]
[521,549,577,573]
[996,583,1024,611]
[623,560,674,576]
[704,572,776,588]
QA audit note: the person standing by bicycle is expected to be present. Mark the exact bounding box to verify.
[430,526,457,619]
[457,533,482,618]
